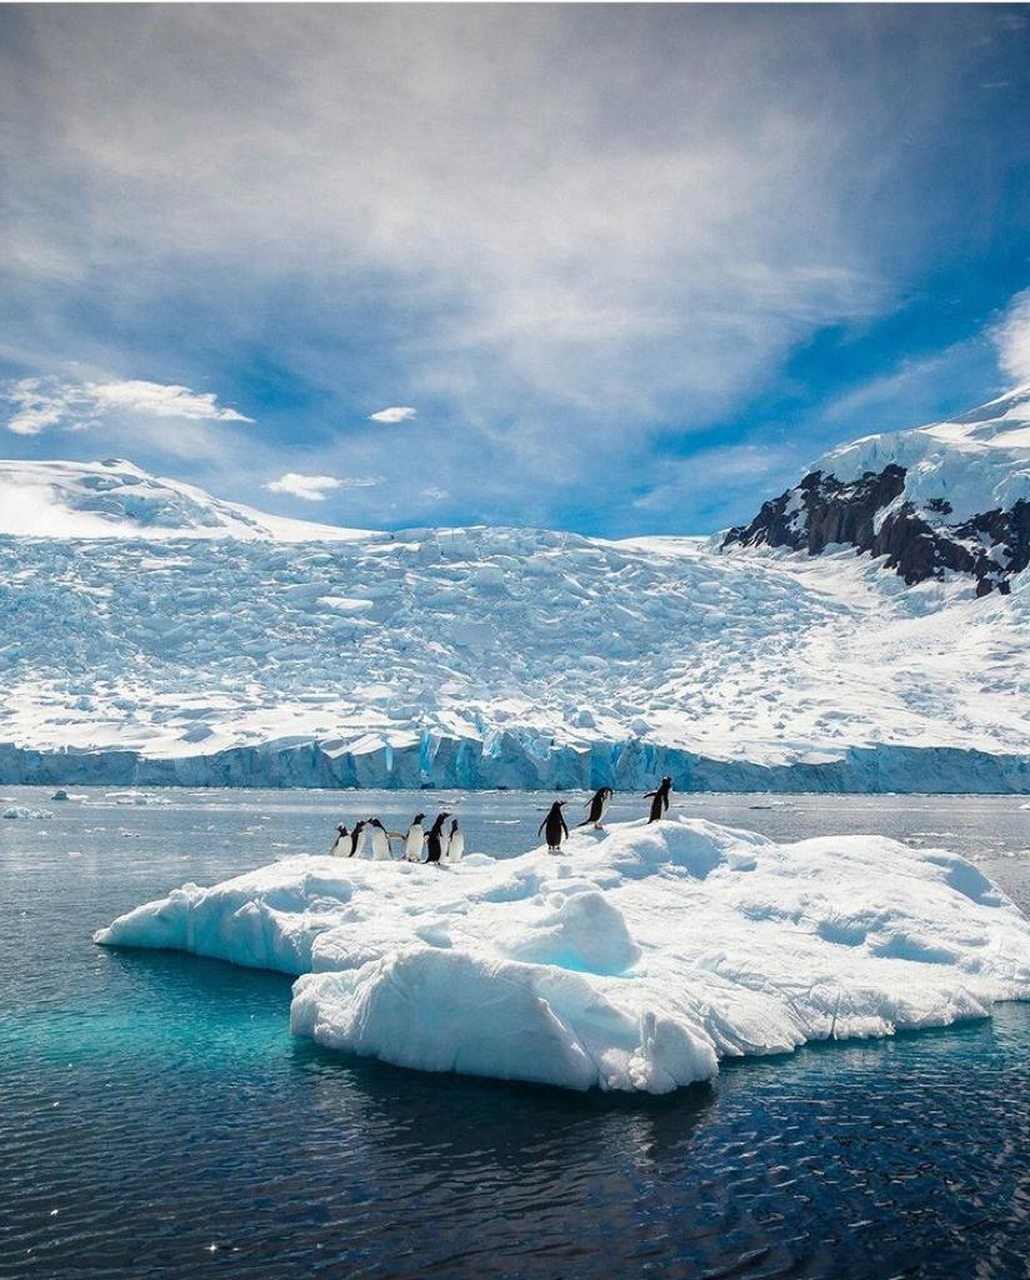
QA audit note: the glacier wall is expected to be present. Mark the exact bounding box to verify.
[1,734,1027,793]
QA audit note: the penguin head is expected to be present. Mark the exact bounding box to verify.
[370,818,385,830]
[412,813,425,824]
[337,824,347,834]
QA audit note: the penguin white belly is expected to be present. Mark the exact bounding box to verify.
[330,835,348,857]
[371,829,391,860]
[404,828,424,862]
[598,795,610,824]
[446,832,465,862]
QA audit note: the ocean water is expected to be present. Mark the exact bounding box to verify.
[1,787,1029,1279]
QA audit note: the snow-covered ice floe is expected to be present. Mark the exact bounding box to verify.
[95,818,1030,1094]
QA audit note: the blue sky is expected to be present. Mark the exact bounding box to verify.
[2,4,1030,537]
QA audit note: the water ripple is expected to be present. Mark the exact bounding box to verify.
[3,791,1030,1278]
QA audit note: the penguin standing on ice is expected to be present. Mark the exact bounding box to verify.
[404,813,426,862]
[368,818,392,860]
[425,812,451,864]
[644,777,673,823]
[347,820,367,857]
[578,786,613,830]
[330,824,350,856]
[539,800,569,853]
[445,817,464,862]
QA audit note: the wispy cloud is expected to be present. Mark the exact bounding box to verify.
[1,7,1027,533]
[632,442,801,535]
[1,375,251,436]
[368,406,417,424]
[992,289,1030,386]
[3,378,75,436]
[87,380,252,422]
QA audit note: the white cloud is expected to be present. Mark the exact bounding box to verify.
[1,8,1020,532]
[86,380,252,422]
[1,375,251,435]
[0,7,911,431]
[992,289,1030,386]
[369,406,417,424]
[3,378,74,436]
[264,473,342,501]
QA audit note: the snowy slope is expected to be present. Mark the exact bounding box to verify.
[95,817,1030,1093]
[0,458,376,541]
[812,384,1030,521]
[0,429,1027,791]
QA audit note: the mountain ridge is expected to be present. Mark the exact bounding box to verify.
[725,387,1030,594]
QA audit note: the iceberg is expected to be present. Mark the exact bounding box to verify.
[95,818,1030,1093]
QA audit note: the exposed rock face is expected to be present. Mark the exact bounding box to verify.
[724,465,1029,596]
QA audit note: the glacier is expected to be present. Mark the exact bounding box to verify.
[95,817,1030,1094]
[0,407,1027,795]
[0,520,1027,793]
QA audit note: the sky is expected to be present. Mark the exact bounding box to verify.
[2,3,1030,538]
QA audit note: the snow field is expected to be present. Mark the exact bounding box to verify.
[95,818,1030,1093]
[2,523,1026,781]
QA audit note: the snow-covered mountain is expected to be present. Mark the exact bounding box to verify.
[724,386,1030,595]
[0,458,376,542]
[0,408,1027,792]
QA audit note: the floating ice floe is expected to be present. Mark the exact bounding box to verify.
[3,805,55,819]
[105,791,171,806]
[95,818,1030,1094]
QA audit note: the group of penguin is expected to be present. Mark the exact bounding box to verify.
[331,812,463,864]
[537,776,673,851]
[331,776,675,863]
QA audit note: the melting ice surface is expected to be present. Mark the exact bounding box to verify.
[95,817,1030,1093]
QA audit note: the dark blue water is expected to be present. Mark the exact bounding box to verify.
[2,789,1029,1279]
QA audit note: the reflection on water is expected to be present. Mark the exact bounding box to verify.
[1,787,1028,1278]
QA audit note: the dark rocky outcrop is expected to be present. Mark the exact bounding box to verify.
[724,465,1029,596]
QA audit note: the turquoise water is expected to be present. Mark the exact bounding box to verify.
[2,788,1029,1278]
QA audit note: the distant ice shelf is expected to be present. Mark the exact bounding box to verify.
[95,817,1030,1094]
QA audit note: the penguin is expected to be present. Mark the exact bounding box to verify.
[578,786,613,830]
[347,820,367,857]
[404,813,426,862]
[425,812,451,864]
[368,818,392,861]
[644,777,673,824]
[330,823,350,856]
[539,800,569,853]
[445,817,464,862]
